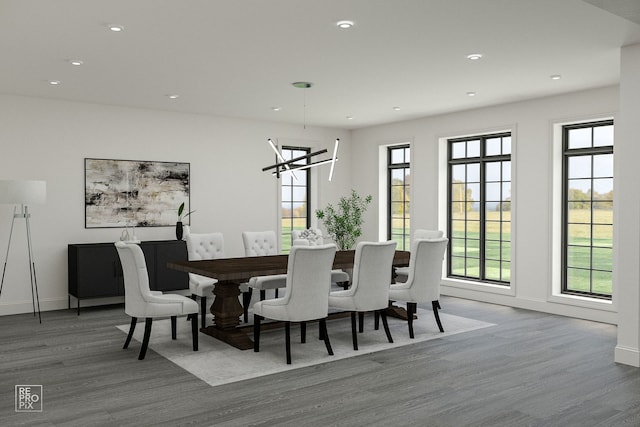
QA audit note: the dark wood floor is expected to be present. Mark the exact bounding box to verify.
[2,296,640,426]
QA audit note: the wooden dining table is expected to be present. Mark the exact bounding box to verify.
[168,249,410,350]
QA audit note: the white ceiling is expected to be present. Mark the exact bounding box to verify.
[1,0,639,130]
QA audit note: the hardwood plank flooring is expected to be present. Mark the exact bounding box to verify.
[1,297,640,426]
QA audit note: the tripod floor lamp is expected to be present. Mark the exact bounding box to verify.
[0,180,46,323]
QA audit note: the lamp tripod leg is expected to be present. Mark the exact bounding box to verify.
[0,206,17,298]
[25,207,41,323]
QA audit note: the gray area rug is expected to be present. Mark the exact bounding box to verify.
[117,307,494,387]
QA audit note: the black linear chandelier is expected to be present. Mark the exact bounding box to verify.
[263,82,340,181]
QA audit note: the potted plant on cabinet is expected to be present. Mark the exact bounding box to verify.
[315,189,372,250]
[176,202,195,240]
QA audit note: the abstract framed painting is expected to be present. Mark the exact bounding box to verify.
[85,158,191,228]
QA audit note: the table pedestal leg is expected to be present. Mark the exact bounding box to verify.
[385,301,417,320]
[200,281,254,350]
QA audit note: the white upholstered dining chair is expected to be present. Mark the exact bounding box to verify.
[115,241,199,360]
[328,240,397,350]
[184,231,225,329]
[292,228,350,287]
[394,229,444,283]
[388,237,448,338]
[241,230,287,322]
[253,244,337,364]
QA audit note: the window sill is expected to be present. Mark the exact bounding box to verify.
[548,292,615,312]
[442,277,515,296]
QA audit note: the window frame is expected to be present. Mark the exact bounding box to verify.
[561,120,614,300]
[447,132,511,285]
[387,145,411,250]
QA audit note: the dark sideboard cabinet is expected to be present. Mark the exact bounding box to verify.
[68,240,188,314]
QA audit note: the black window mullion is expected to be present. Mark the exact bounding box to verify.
[448,133,511,284]
[561,120,613,299]
[388,145,410,249]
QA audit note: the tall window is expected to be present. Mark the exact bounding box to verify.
[562,121,613,299]
[448,133,511,284]
[280,146,310,253]
[388,145,410,250]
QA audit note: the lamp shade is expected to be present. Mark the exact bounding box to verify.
[0,180,47,205]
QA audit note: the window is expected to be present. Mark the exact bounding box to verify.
[388,145,410,250]
[448,133,511,284]
[280,146,310,253]
[562,121,613,299]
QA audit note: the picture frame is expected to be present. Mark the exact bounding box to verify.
[84,158,191,228]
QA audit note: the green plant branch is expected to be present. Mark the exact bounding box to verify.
[315,189,372,250]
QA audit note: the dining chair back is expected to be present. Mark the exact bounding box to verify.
[115,241,199,360]
[291,228,325,246]
[253,244,337,364]
[328,240,397,350]
[243,230,278,256]
[347,241,397,310]
[414,229,444,240]
[293,228,350,287]
[185,232,224,328]
[241,230,285,322]
[394,229,444,282]
[389,237,448,338]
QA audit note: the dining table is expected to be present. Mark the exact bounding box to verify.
[168,249,410,350]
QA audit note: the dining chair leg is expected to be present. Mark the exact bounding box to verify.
[379,310,393,343]
[432,300,444,332]
[253,314,262,352]
[187,294,197,321]
[351,312,358,350]
[374,311,380,330]
[285,321,292,364]
[358,312,365,333]
[243,289,253,323]
[407,302,416,339]
[200,296,207,329]
[301,321,307,343]
[139,318,153,360]
[191,313,199,351]
[320,318,334,356]
[123,317,137,349]
[171,316,177,340]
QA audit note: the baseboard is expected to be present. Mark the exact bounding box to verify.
[442,287,618,324]
[0,297,70,316]
[615,345,640,367]
[0,296,125,316]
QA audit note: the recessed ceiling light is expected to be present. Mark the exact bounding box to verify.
[336,20,354,29]
[68,59,83,66]
[48,80,61,85]
[166,94,179,99]
[108,25,124,32]
[392,106,401,111]
[467,91,476,97]
[550,74,562,80]
[466,53,483,60]
[271,107,282,112]
[346,116,354,120]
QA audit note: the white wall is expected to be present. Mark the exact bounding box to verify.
[351,85,622,324]
[614,43,640,366]
[0,94,351,314]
